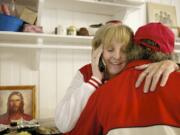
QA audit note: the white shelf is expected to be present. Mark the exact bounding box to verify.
[0,31,92,70]
[0,32,179,51]
[42,0,144,16]
[0,32,92,50]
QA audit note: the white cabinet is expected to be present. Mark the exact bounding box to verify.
[38,0,144,33]
[0,31,93,70]
[0,0,145,69]
[0,0,146,48]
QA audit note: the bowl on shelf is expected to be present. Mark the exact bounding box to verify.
[88,23,103,36]
[106,20,122,24]
[0,13,23,32]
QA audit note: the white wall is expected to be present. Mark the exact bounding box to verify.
[39,49,91,118]
[124,0,180,31]
[0,0,179,119]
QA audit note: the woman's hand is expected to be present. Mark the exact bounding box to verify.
[135,60,179,93]
[91,45,104,81]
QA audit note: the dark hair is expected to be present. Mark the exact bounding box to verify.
[126,39,174,62]
[7,91,24,114]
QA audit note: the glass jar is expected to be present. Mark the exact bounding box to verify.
[67,25,77,36]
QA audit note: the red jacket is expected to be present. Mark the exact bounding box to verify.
[79,64,92,82]
[64,60,180,135]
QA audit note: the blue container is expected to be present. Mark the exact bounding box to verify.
[0,13,23,32]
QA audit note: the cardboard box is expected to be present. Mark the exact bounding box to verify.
[20,8,37,24]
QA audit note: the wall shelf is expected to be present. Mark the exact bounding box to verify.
[0,31,92,70]
[0,31,179,52]
[0,32,92,50]
[41,0,144,16]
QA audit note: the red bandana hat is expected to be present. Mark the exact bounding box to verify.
[134,22,174,54]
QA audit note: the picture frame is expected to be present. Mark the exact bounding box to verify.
[0,85,36,124]
[147,3,177,27]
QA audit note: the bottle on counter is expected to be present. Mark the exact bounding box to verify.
[9,0,18,17]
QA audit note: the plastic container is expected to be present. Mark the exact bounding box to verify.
[0,13,23,31]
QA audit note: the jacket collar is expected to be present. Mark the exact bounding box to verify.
[124,60,152,70]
